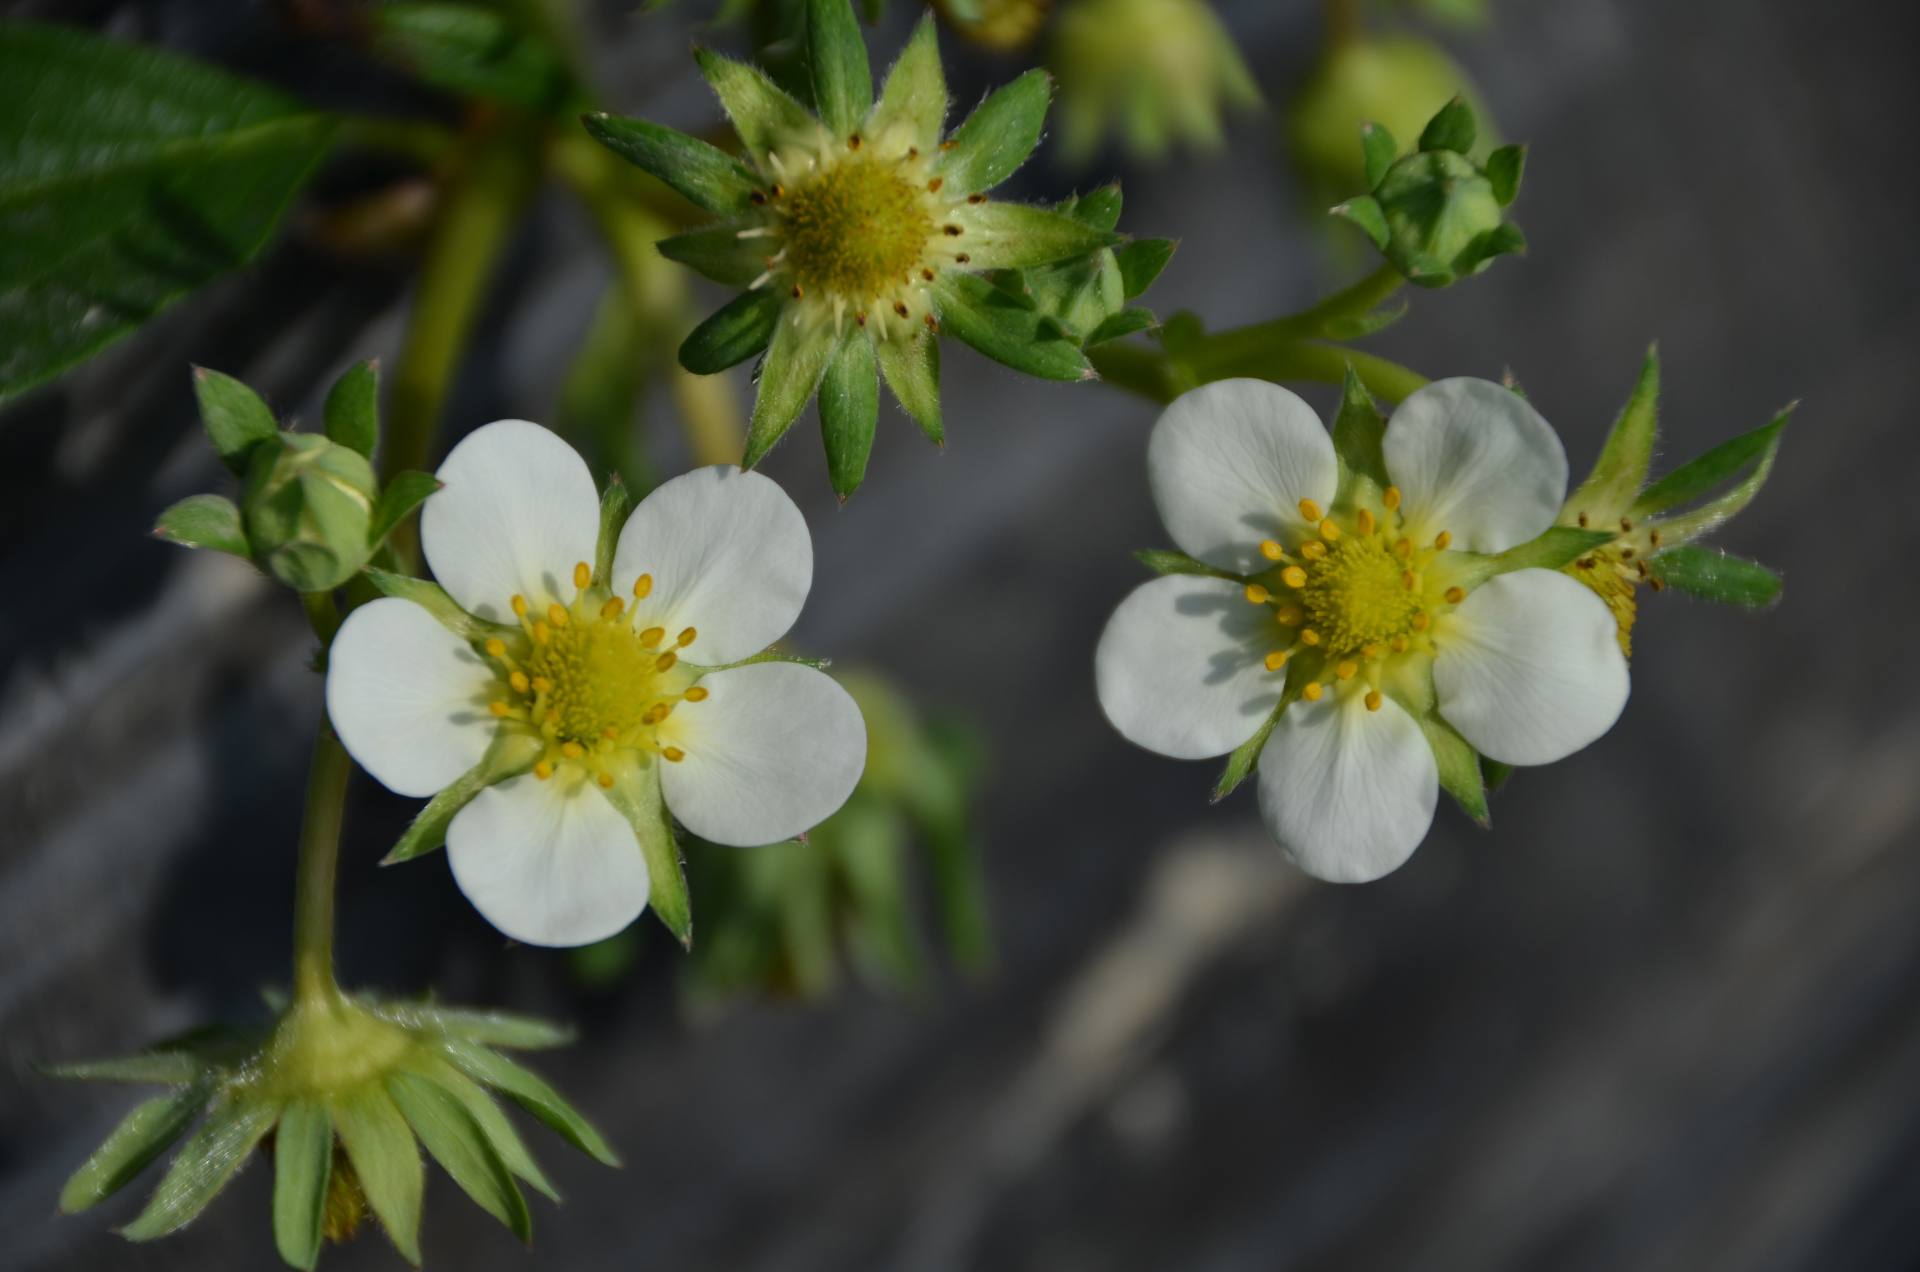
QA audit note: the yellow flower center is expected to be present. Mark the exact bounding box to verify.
[1298,534,1423,652]
[482,562,708,786]
[779,157,934,303]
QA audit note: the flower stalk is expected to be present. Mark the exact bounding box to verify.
[291,727,353,1009]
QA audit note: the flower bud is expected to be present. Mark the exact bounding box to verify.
[241,432,378,592]
[1286,35,1484,201]
[1052,0,1260,163]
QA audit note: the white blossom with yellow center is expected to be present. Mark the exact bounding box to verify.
[1096,379,1629,882]
[325,420,866,946]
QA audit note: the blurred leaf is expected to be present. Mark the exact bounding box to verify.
[1359,120,1398,189]
[388,1071,531,1242]
[364,568,512,642]
[0,22,335,402]
[831,799,924,989]
[438,1040,620,1166]
[121,1094,279,1240]
[1480,754,1513,791]
[374,4,573,111]
[656,222,766,287]
[1211,699,1283,802]
[45,1050,206,1085]
[1330,366,1388,491]
[272,1101,332,1271]
[695,48,818,158]
[600,767,692,946]
[959,202,1117,270]
[1063,183,1123,232]
[1085,308,1155,346]
[323,360,380,460]
[1418,95,1476,153]
[1485,142,1526,206]
[1650,545,1783,608]
[59,1086,207,1214]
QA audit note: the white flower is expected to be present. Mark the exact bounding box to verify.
[326,420,866,947]
[1096,378,1629,883]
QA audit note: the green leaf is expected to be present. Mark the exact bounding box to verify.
[680,288,781,375]
[192,366,278,475]
[388,1070,532,1242]
[875,332,943,444]
[363,567,512,641]
[870,15,947,152]
[1564,345,1660,523]
[600,766,693,947]
[323,359,380,459]
[581,113,760,216]
[1086,308,1156,346]
[933,272,1093,382]
[958,202,1117,270]
[120,1093,278,1240]
[44,1050,206,1085]
[1063,184,1123,232]
[1211,699,1285,802]
[1632,405,1791,517]
[368,470,441,550]
[332,1084,422,1265]
[743,315,835,468]
[1359,120,1398,189]
[382,734,540,865]
[1419,95,1477,153]
[807,0,872,135]
[1485,142,1526,206]
[1113,238,1175,300]
[1650,545,1783,608]
[272,1101,332,1271]
[407,1056,557,1202]
[935,68,1051,195]
[1331,195,1389,250]
[153,494,250,557]
[820,330,879,499]
[595,474,632,585]
[1420,713,1488,826]
[59,1086,207,1214]
[1451,527,1615,590]
[385,1003,575,1050]
[694,48,818,159]
[0,23,335,403]
[373,3,572,111]
[1329,366,1388,490]
[657,222,767,286]
[438,1040,620,1167]
[1134,548,1236,580]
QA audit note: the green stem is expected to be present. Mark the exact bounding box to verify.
[291,728,353,1007]
[1186,338,1429,404]
[1221,264,1404,346]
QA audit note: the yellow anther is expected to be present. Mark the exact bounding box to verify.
[1301,540,1327,561]
[511,594,529,617]
[1303,681,1325,702]
[1444,586,1466,604]
[532,621,550,645]
[1412,611,1431,631]
[1356,508,1375,536]
[573,561,591,589]
[1402,570,1418,591]
[547,603,569,627]
[488,700,511,718]
[1259,540,1286,561]
[1318,519,1341,542]
[640,626,665,648]
[1281,566,1308,589]
[596,771,615,789]
[662,747,686,763]
[602,726,620,740]
[1394,537,1413,560]
[676,626,698,647]
[1336,660,1358,681]
[600,596,625,619]
[1362,643,1382,660]
[1391,635,1409,652]
[1365,690,1384,712]
[484,638,507,658]
[509,671,530,693]
[1245,583,1271,604]
[1276,604,1304,626]
[655,651,678,672]
[533,760,554,780]
[1264,650,1290,671]
[1434,530,1453,550]
[1299,498,1323,523]
[684,686,710,702]
[544,709,560,725]
[1300,628,1321,646]
[633,573,653,598]
[531,676,553,694]
[1383,486,1402,510]
[561,741,585,760]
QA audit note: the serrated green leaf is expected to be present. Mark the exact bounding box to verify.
[820,330,878,499]
[323,359,379,459]
[595,475,632,584]
[0,23,335,403]
[875,331,942,444]
[681,288,781,375]
[600,766,692,946]
[1360,120,1398,189]
[958,201,1116,270]
[1650,545,1783,608]
[407,1057,557,1202]
[1063,184,1122,232]
[1330,366,1388,491]
[1485,142,1526,206]
[1632,406,1790,517]
[807,0,872,135]
[388,1070,532,1242]
[933,272,1092,382]
[581,113,760,216]
[743,314,835,468]
[363,567,511,641]
[1420,712,1487,826]
[1564,345,1660,523]
[1134,548,1235,580]
[1086,308,1156,346]
[1451,527,1616,590]
[1419,95,1477,153]
[374,3,572,111]
[368,470,441,550]
[1211,699,1285,802]
[386,1003,575,1050]
[1112,238,1175,300]
[59,1086,207,1214]
[193,367,278,475]
[438,1040,620,1166]
[120,1093,278,1240]
[153,494,249,557]
[869,15,946,151]
[656,222,767,286]
[695,48,817,160]
[45,1050,207,1085]
[1331,195,1389,250]
[382,734,540,865]
[272,1101,332,1271]
[935,68,1051,195]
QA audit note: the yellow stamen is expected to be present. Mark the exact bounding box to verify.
[1434,530,1452,550]
[533,760,554,780]
[1264,650,1290,671]
[676,626,698,647]
[488,700,510,718]
[1299,498,1323,522]
[1444,586,1466,604]
[1245,583,1270,604]
[1300,628,1321,646]
[1382,486,1402,510]
[684,686,709,702]
[561,741,585,760]
[1276,604,1304,626]
[633,573,653,598]
[547,603,569,627]
[1412,611,1431,631]
[1335,660,1358,680]
[511,595,529,617]
[1402,570,1418,591]
[573,561,591,590]
[1319,519,1340,542]
[1301,541,1327,561]
[1259,539,1285,561]
[1281,566,1308,589]
[662,747,685,763]
[1303,681,1324,702]
[601,596,625,619]
[484,638,507,659]
[596,772,615,789]
[1356,508,1375,535]
[509,671,530,693]
[532,621,550,645]
[531,676,553,693]
[1391,635,1409,652]
[1365,690,1383,711]
[655,651,678,672]
[640,626,665,648]
[1394,538,1413,560]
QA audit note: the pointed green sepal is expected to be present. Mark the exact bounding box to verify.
[657,222,768,286]
[956,201,1119,270]
[1113,238,1176,299]
[1485,143,1526,206]
[59,1086,208,1214]
[1459,221,1526,274]
[694,48,818,159]
[330,1083,423,1265]
[1134,548,1236,580]
[44,1050,207,1085]
[933,273,1094,382]
[382,735,541,865]
[272,1101,333,1271]
[1086,308,1156,346]
[1330,366,1389,491]
[681,289,782,375]
[1360,120,1398,188]
[154,494,250,557]
[744,318,836,468]
[1565,344,1660,522]
[437,1040,620,1166]
[870,14,947,151]
[807,0,872,135]
[596,474,632,584]
[1632,405,1791,517]
[387,1070,532,1243]
[1420,712,1488,826]
[876,333,943,445]
[406,1055,558,1202]
[601,766,693,947]
[1649,546,1783,608]
[582,113,760,216]
[363,568,512,642]
[1063,183,1123,232]
[368,470,441,550]
[385,1003,575,1050]
[323,360,380,460]
[820,331,879,499]
[120,1095,279,1240]
[192,366,278,476]
[1418,95,1477,153]
[936,68,1051,195]
[1450,527,1616,591]
[1211,698,1287,803]
[1331,195,1390,250]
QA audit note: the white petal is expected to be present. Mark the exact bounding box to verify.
[325,597,495,798]
[612,466,812,666]
[446,775,650,947]
[1382,378,1568,553]
[1147,379,1338,574]
[1095,575,1282,761]
[1433,569,1630,766]
[658,662,865,846]
[421,419,601,621]
[1256,691,1438,883]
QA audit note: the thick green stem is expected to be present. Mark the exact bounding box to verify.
[292,729,353,1007]
[1219,265,1404,347]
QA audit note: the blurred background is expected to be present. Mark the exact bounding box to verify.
[4,0,1920,1269]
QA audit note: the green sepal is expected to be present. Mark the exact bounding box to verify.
[1650,545,1783,608]
[364,568,512,641]
[1331,195,1390,250]
[58,1085,208,1214]
[957,201,1118,270]
[1086,308,1156,346]
[680,288,781,375]
[933,272,1093,382]
[271,1100,332,1271]
[330,1083,423,1265]
[1418,95,1477,154]
[1113,238,1176,299]
[368,470,442,550]
[1480,755,1514,792]
[120,1093,279,1240]
[690,648,833,673]
[1359,120,1398,188]
[1420,712,1488,826]
[154,494,249,557]
[1134,548,1236,580]
[1211,699,1287,803]
[935,68,1051,195]
[1330,366,1388,492]
[383,1002,575,1050]
[387,1070,532,1243]
[1565,344,1659,521]
[406,1055,557,1202]
[1449,527,1615,590]
[820,331,879,499]
[657,222,767,286]
[807,0,872,135]
[45,1050,206,1085]
[1632,405,1791,517]
[601,766,693,947]
[1062,183,1123,232]
[382,734,542,865]
[1485,143,1526,206]
[193,366,277,476]
[875,332,943,444]
[323,360,380,460]
[870,15,947,152]
[694,48,818,159]
[596,474,632,584]
[743,316,836,468]
[1458,221,1526,274]
[437,1040,621,1166]
[581,113,760,216]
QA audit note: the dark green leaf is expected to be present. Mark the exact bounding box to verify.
[1113,238,1175,300]
[120,1094,278,1240]
[438,1041,620,1166]
[680,288,781,375]
[870,15,947,151]
[330,1079,422,1264]
[374,4,572,111]
[1565,344,1659,522]
[192,366,278,474]
[694,48,817,159]
[153,494,249,557]
[935,68,1051,194]
[0,23,335,402]
[819,330,878,499]
[1329,366,1388,490]
[600,768,693,947]
[1134,548,1235,580]
[1632,406,1791,516]
[368,470,441,550]
[743,314,835,468]
[388,1070,531,1242]
[875,331,942,444]
[59,1086,207,1214]
[1650,545,1783,608]
[957,202,1117,270]
[1086,308,1156,346]
[1485,142,1526,206]
[272,1101,332,1271]
[1420,713,1487,826]
[1331,195,1389,250]
[657,222,766,286]
[582,113,760,216]
[1360,120,1398,189]
[323,359,380,459]
[807,0,872,135]
[1418,95,1477,153]
[933,272,1092,382]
